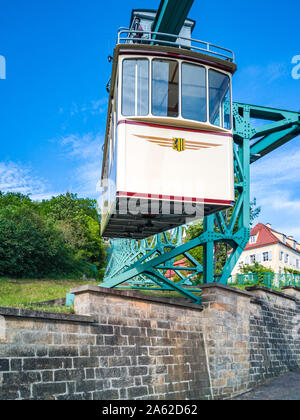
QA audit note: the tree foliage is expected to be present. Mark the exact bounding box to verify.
[240,262,274,275]
[0,192,106,279]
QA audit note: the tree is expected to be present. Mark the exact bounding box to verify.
[239,262,275,285]
[240,262,274,275]
[38,193,105,272]
[0,206,76,278]
[0,191,38,211]
[185,221,203,266]
[0,192,106,279]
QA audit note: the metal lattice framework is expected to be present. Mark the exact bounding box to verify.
[100,103,300,304]
[103,227,203,301]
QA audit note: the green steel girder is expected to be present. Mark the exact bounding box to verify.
[151,0,194,43]
[97,102,300,305]
[234,102,300,160]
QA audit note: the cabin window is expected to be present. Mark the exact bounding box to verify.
[122,59,149,116]
[182,63,207,122]
[209,70,231,129]
[152,59,179,117]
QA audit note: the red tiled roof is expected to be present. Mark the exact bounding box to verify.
[165,258,189,279]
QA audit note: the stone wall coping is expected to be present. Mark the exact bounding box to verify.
[246,286,297,302]
[281,286,300,292]
[28,298,66,308]
[200,283,254,298]
[70,285,203,311]
[0,307,95,324]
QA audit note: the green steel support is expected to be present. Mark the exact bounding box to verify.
[151,0,194,43]
[203,215,214,284]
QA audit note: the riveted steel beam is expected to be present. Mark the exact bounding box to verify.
[151,0,194,43]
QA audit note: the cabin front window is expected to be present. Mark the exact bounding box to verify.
[209,70,231,129]
[152,59,179,117]
[122,59,149,116]
[120,56,232,129]
[182,63,207,122]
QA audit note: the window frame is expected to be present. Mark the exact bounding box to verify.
[119,55,233,131]
[121,58,150,117]
[181,62,207,123]
[263,252,269,262]
[151,58,180,118]
[208,68,232,130]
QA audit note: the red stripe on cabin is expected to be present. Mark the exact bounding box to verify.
[117,191,233,206]
[117,120,232,137]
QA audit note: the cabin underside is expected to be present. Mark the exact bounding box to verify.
[102,197,232,239]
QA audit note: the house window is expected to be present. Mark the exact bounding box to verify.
[250,255,256,264]
[250,235,257,244]
[284,254,288,264]
[263,252,269,262]
[297,260,299,269]
[280,251,284,261]
[294,241,297,250]
[282,235,287,244]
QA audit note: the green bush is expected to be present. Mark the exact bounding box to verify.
[0,192,106,279]
[0,206,76,278]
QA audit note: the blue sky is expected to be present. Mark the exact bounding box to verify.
[0,0,299,238]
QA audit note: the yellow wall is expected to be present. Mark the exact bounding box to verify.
[232,243,300,275]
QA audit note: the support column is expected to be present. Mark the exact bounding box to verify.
[203,215,215,284]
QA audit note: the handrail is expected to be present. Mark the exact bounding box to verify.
[117,28,235,63]
[228,273,300,289]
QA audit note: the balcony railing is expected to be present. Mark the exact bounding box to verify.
[228,273,300,289]
[117,28,235,63]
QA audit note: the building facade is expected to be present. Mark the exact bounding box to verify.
[232,223,300,275]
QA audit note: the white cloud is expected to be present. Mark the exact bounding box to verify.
[251,143,300,241]
[60,133,104,198]
[233,61,292,107]
[252,147,300,184]
[67,98,108,118]
[0,161,49,198]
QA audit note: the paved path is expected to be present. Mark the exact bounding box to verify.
[234,370,300,400]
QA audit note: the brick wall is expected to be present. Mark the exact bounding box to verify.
[0,284,299,400]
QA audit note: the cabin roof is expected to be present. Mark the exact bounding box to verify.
[113,43,237,75]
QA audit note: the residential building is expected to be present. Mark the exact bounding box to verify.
[231,223,300,275]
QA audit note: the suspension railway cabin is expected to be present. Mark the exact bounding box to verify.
[101,11,237,239]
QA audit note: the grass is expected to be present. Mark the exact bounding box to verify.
[133,289,202,299]
[0,278,100,313]
[0,278,203,313]
[0,277,282,314]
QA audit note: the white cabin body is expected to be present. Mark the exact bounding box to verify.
[101,42,237,239]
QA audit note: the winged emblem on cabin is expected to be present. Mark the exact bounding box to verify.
[134,135,222,151]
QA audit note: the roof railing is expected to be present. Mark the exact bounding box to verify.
[117,28,235,63]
